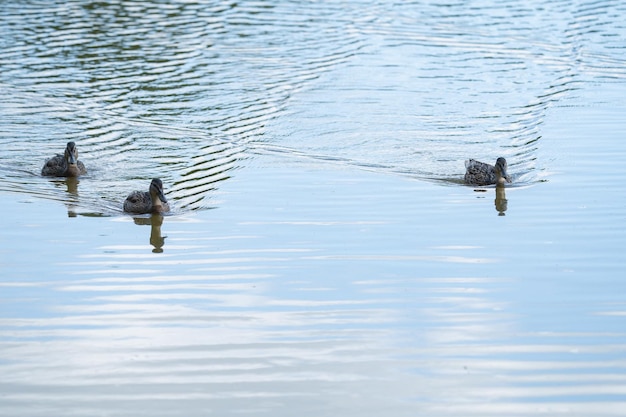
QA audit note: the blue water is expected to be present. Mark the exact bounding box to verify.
[1,1,626,416]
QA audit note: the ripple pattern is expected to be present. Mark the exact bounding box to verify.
[250,0,626,184]
[2,1,626,415]
[2,0,625,205]
[0,0,366,213]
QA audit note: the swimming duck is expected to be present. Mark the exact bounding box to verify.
[464,157,511,186]
[41,141,87,177]
[123,178,170,214]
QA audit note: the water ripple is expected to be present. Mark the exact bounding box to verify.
[0,0,366,213]
[4,0,623,200]
[2,2,626,415]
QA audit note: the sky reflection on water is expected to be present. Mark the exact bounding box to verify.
[3,125,626,415]
[2,0,626,415]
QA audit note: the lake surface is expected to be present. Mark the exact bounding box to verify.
[1,1,626,416]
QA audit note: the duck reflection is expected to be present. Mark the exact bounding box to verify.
[64,176,79,195]
[494,184,508,216]
[132,214,166,253]
[60,177,79,217]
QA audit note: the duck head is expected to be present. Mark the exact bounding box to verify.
[149,178,168,209]
[495,157,512,184]
[64,141,82,176]
[64,142,78,165]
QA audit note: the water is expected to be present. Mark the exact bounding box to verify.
[1,0,626,416]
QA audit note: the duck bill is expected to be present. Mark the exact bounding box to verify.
[67,152,77,166]
[155,188,168,205]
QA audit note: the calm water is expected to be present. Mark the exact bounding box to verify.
[1,0,626,416]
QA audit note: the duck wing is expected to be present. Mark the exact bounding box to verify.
[41,154,66,176]
[464,159,496,185]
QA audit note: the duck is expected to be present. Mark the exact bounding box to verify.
[464,157,512,186]
[123,178,170,214]
[41,141,87,177]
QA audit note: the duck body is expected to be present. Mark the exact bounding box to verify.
[124,178,170,214]
[42,141,87,177]
[464,157,511,186]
